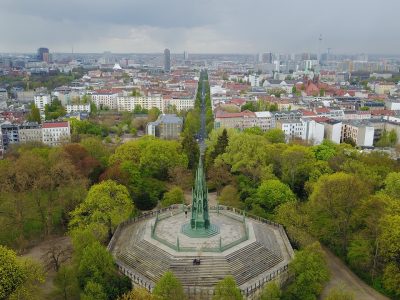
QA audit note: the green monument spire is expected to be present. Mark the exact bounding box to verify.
[190,157,210,229]
[181,156,219,238]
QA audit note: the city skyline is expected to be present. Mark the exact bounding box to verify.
[1,0,400,54]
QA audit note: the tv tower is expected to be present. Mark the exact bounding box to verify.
[318,34,323,63]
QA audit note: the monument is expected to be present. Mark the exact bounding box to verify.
[108,156,294,299]
[107,70,293,298]
[181,158,219,238]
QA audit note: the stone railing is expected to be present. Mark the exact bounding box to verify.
[107,205,182,252]
[108,204,293,299]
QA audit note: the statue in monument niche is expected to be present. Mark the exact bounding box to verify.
[190,157,210,230]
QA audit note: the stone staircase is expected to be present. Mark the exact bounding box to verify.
[118,239,174,283]
[170,256,232,287]
[226,241,284,286]
[252,223,283,257]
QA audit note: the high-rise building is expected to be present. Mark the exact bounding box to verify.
[37,47,50,62]
[183,51,189,61]
[261,52,273,63]
[164,48,171,73]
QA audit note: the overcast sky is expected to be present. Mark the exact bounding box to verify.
[1,0,399,54]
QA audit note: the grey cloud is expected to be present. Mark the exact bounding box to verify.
[1,0,400,53]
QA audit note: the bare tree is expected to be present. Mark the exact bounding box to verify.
[41,243,72,272]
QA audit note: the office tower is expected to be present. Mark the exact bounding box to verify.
[164,48,171,72]
[37,47,49,62]
[261,52,273,63]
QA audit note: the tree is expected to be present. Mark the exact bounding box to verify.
[53,265,80,300]
[63,143,101,178]
[312,140,337,161]
[259,281,281,300]
[183,109,200,136]
[81,281,107,300]
[168,166,193,190]
[218,185,243,209]
[284,242,329,300]
[161,186,185,207]
[256,179,296,213]
[241,102,257,112]
[41,243,72,272]
[139,140,188,180]
[207,163,233,195]
[70,180,133,238]
[210,128,229,160]
[70,223,109,261]
[181,133,199,169]
[153,271,186,300]
[45,97,66,120]
[77,242,115,289]
[382,262,400,297]
[378,214,400,263]
[243,126,264,136]
[80,137,110,167]
[27,103,41,124]
[281,145,315,197]
[265,129,285,144]
[148,107,161,122]
[342,137,356,147]
[0,246,26,299]
[307,173,368,255]
[221,133,269,181]
[325,285,354,300]
[213,276,242,300]
[382,172,400,199]
[8,258,45,300]
[375,129,397,147]
[118,288,154,300]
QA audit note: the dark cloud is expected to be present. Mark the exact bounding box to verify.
[0,0,399,53]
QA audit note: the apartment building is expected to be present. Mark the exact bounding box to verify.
[1,122,19,150]
[92,90,119,110]
[165,98,195,111]
[214,110,257,130]
[42,121,70,146]
[254,111,274,131]
[117,94,164,112]
[19,122,42,143]
[34,94,51,112]
[341,121,374,147]
[66,104,91,113]
[323,119,342,144]
[276,118,324,144]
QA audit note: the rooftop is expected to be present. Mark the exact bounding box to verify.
[42,121,69,128]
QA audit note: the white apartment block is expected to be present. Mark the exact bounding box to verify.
[249,74,260,87]
[92,91,119,110]
[34,94,51,112]
[42,122,71,147]
[341,121,374,147]
[277,118,324,145]
[117,95,164,112]
[66,104,91,113]
[302,119,325,145]
[277,120,305,140]
[254,111,273,131]
[165,98,195,111]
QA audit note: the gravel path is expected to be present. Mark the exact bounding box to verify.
[320,247,389,300]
